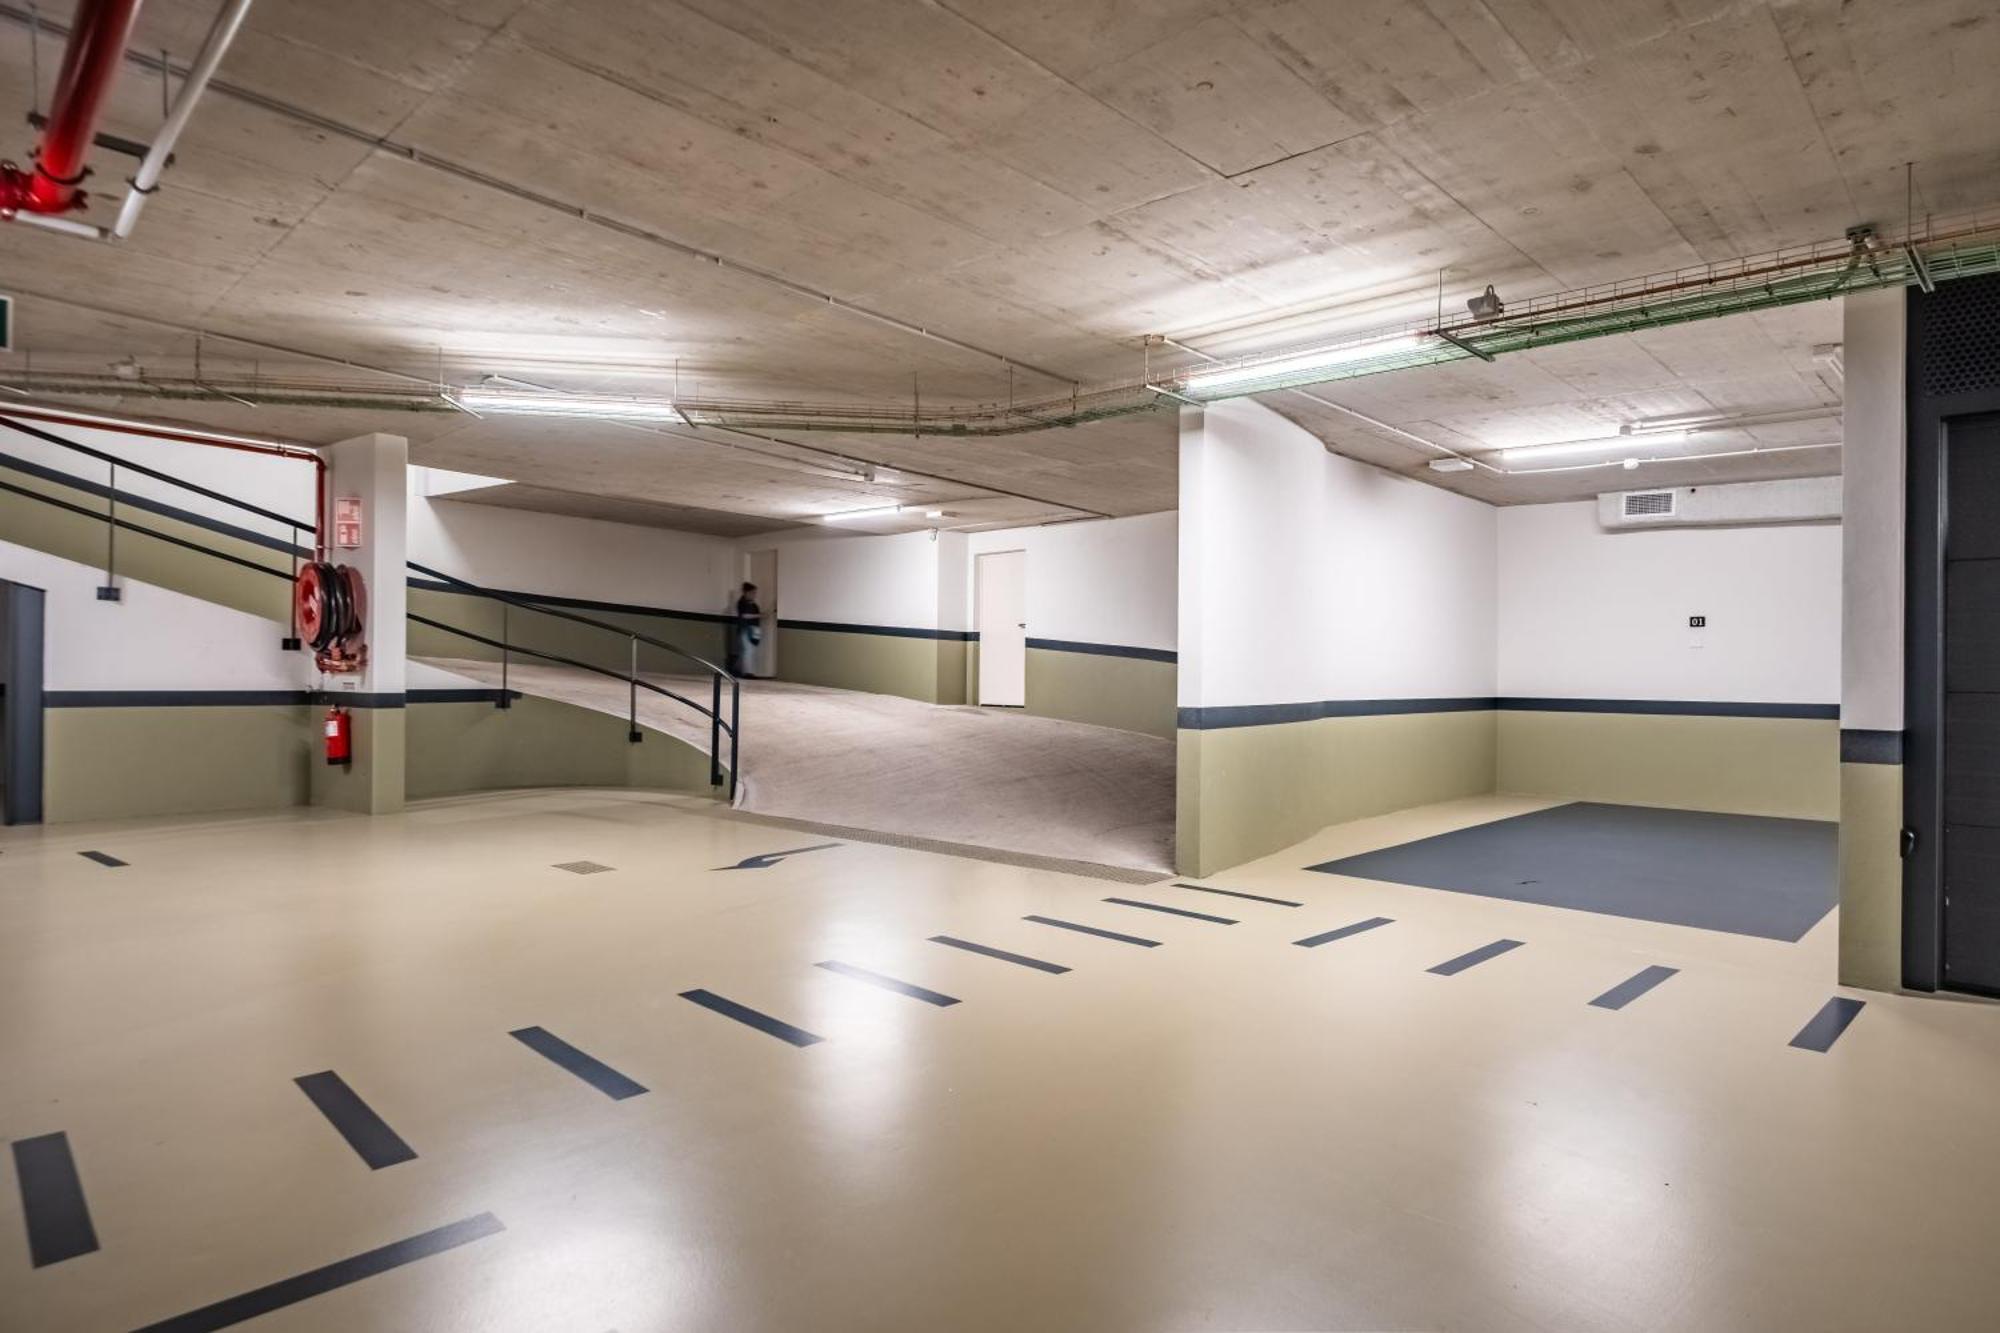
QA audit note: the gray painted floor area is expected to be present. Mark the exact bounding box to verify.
[420,658,1175,872]
[1308,802,1838,941]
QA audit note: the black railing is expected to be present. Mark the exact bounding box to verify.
[0,415,741,797]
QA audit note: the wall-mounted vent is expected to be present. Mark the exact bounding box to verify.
[1919,271,2000,399]
[1622,490,1676,518]
[1597,477,1840,530]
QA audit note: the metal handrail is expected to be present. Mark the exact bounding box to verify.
[0,428,742,797]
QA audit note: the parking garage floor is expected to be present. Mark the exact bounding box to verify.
[422,657,1178,874]
[3,789,1996,1332]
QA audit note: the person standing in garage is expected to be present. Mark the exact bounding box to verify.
[728,581,762,678]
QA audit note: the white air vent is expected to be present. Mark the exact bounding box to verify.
[1597,477,1841,530]
[1622,489,1676,518]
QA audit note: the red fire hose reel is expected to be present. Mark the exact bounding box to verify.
[294,561,367,673]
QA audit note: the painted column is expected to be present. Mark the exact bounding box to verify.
[1837,289,1906,991]
[309,432,408,815]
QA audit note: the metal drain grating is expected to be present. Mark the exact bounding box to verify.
[552,860,614,875]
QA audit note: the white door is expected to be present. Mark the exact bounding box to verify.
[746,548,778,676]
[976,549,1027,706]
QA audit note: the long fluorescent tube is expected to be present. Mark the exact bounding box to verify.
[821,504,904,523]
[451,387,684,421]
[1498,429,1687,464]
[1181,331,1429,394]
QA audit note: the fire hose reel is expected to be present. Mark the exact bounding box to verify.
[294,561,367,674]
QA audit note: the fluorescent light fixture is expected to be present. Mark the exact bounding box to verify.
[1498,429,1687,464]
[1427,457,1475,473]
[1181,331,1429,394]
[821,504,904,523]
[451,387,683,421]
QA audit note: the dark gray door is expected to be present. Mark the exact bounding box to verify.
[1,580,44,825]
[1942,417,2000,993]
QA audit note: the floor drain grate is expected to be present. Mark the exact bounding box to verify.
[552,860,614,875]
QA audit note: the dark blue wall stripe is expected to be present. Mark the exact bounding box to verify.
[779,617,976,641]
[294,1072,417,1170]
[1179,697,1493,729]
[39,689,491,709]
[47,690,308,708]
[10,1132,99,1268]
[1840,729,1904,764]
[1181,696,1843,729]
[1025,637,1176,663]
[0,449,307,555]
[130,1212,505,1332]
[1497,697,1839,719]
[409,577,735,625]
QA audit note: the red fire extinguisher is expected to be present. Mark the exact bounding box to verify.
[324,706,352,766]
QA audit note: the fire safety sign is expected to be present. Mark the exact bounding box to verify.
[334,496,363,549]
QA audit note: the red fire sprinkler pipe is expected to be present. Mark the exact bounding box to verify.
[0,0,148,217]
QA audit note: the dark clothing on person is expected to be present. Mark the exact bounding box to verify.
[728,594,761,676]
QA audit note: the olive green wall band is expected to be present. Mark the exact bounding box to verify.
[1496,711,1837,820]
[42,705,314,823]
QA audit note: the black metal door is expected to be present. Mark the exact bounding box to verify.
[1942,417,2000,994]
[0,580,44,825]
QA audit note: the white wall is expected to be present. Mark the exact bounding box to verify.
[0,538,306,692]
[963,510,1177,651]
[0,417,314,547]
[739,527,950,629]
[410,468,736,613]
[1497,502,1842,703]
[1180,398,1497,708]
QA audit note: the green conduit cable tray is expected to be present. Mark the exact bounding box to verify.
[5,210,1999,435]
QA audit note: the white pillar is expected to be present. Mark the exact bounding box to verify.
[311,432,408,814]
[1837,289,1906,990]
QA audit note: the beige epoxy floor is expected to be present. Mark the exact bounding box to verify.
[2,790,1998,1331]
[422,657,1177,873]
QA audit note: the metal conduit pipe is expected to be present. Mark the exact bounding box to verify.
[0,0,146,217]
[112,0,255,239]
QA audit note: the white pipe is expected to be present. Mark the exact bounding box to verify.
[12,210,108,239]
[110,0,255,240]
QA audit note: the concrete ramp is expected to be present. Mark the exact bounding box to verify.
[418,657,1174,873]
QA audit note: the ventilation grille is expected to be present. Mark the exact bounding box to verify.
[1922,272,2000,399]
[1622,489,1676,518]
[552,860,615,875]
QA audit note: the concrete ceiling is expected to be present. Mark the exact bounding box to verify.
[1,0,1994,525]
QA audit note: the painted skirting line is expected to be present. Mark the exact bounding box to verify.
[410,577,736,625]
[1180,696,1842,730]
[44,688,515,709]
[0,449,307,556]
[1025,636,1177,663]
[1840,728,1904,764]
[778,617,976,641]
[1179,697,1494,730]
[8,453,739,630]
[1497,697,1839,719]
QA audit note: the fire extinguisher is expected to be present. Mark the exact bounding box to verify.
[324,706,352,766]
